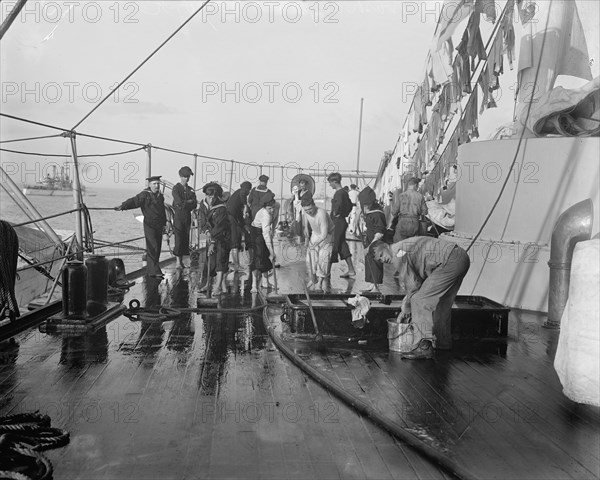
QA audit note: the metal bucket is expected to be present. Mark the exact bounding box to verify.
[387,319,414,353]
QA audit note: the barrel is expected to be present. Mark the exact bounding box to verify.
[62,260,87,317]
[85,255,109,316]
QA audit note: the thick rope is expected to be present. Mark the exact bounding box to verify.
[0,412,69,480]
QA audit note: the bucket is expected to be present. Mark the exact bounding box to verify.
[387,319,415,353]
[85,255,109,316]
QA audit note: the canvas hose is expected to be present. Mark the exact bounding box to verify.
[0,412,70,480]
[261,304,477,480]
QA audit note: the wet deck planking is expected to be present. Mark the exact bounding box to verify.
[1,236,599,479]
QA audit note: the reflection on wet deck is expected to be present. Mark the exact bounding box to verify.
[1,237,599,479]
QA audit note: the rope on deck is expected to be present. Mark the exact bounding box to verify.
[260,304,478,480]
[0,411,70,480]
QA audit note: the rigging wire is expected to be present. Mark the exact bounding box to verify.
[0,134,64,144]
[0,146,145,157]
[0,112,379,176]
[71,0,213,131]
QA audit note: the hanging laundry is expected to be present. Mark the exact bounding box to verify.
[443,131,459,169]
[423,75,433,107]
[412,85,428,134]
[456,32,473,94]
[428,107,443,158]
[480,0,497,23]
[466,8,487,65]
[487,32,503,88]
[463,88,480,140]
[517,0,593,104]
[429,38,454,88]
[479,68,498,113]
[433,0,476,52]
[502,0,515,70]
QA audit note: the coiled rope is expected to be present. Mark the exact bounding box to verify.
[0,412,70,480]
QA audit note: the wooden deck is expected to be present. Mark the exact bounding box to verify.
[1,236,599,479]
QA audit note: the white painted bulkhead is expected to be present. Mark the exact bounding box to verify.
[442,136,599,312]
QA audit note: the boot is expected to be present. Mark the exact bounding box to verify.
[400,339,434,360]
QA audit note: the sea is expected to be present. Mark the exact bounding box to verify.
[1,186,154,271]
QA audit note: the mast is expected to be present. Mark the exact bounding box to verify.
[68,132,84,259]
[356,98,364,178]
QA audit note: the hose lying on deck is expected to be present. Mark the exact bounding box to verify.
[260,303,478,480]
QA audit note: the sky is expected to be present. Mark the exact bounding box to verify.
[1,1,598,197]
[1,0,444,195]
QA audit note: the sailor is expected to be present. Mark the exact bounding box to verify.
[388,177,428,276]
[370,237,470,359]
[202,182,231,296]
[347,184,360,235]
[389,177,428,241]
[359,186,386,293]
[301,194,334,291]
[115,176,167,279]
[247,174,273,221]
[327,172,356,278]
[293,178,311,240]
[226,181,252,272]
[172,166,197,269]
[248,193,277,293]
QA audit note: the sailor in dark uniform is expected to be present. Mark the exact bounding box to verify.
[203,182,231,296]
[115,175,167,278]
[172,166,198,268]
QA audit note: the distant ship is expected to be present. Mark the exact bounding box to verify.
[22,164,95,197]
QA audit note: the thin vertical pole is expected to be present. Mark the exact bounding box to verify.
[193,154,198,190]
[146,144,152,186]
[229,160,234,193]
[356,97,364,175]
[279,166,284,222]
[68,132,84,260]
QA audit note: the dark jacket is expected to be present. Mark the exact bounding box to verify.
[120,189,166,228]
[172,183,197,216]
[207,201,230,242]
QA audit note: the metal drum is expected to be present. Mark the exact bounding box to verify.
[62,260,87,317]
[85,255,109,316]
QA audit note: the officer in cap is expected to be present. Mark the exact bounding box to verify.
[247,174,273,221]
[115,175,167,278]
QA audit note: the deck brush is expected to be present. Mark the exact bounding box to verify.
[304,284,326,354]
